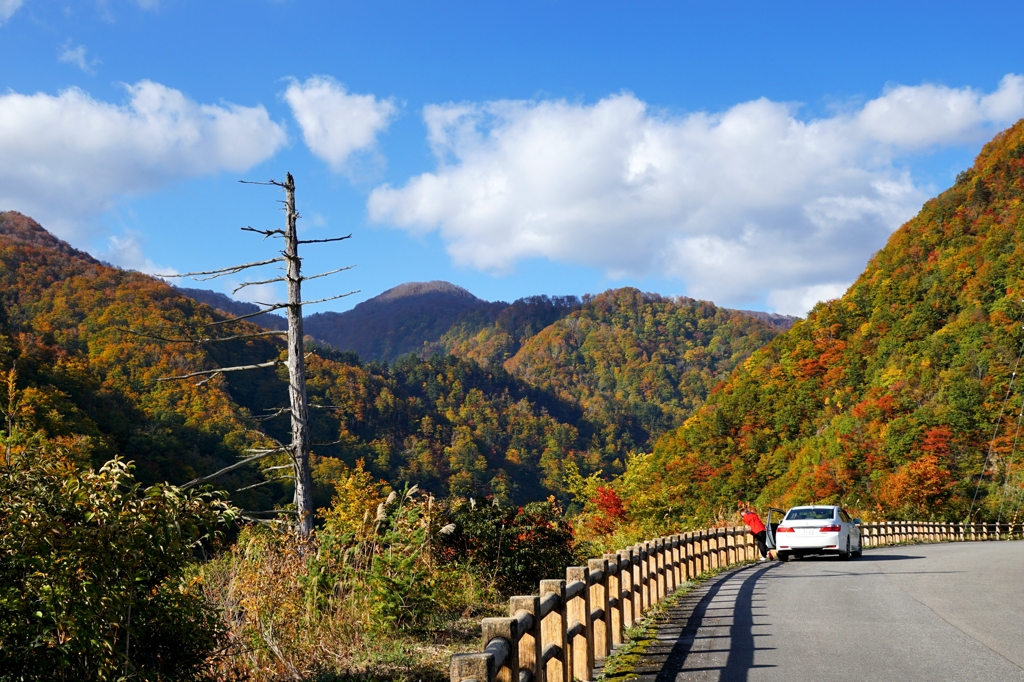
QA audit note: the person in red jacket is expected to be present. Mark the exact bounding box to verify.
[740,503,770,561]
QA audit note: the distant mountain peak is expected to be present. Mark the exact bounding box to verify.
[372,280,480,304]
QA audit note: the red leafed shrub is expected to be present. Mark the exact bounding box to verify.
[590,485,626,535]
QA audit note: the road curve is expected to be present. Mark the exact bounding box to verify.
[650,541,1024,682]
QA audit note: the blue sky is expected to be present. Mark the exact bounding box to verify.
[2,1,1023,315]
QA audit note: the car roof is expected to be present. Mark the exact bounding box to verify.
[787,505,839,510]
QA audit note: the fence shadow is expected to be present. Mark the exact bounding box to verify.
[654,564,777,682]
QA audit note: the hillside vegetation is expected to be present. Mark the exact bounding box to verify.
[620,119,1024,529]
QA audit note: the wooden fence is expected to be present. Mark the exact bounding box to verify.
[450,520,1024,682]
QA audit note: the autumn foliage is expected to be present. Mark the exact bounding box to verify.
[621,119,1024,529]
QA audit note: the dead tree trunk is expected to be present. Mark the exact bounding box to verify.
[282,173,314,539]
[149,172,357,539]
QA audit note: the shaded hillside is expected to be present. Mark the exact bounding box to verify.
[303,281,491,362]
[625,120,1024,527]
[175,286,287,330]
[505,288,784,456]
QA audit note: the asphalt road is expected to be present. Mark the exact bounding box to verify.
[656,542,1024,682]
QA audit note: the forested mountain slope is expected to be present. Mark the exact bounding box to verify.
[0,212,281,508]
[505,289,784,457]
[624,120,1024,527]
[303,281,491,361]
[0,212,792,506]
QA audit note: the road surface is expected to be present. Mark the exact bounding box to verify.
[641,542,1024,682]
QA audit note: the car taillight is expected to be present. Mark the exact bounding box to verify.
[777,526,794,532]
[819,525,841,532]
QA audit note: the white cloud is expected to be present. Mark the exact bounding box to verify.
[0,0,23,25]
[0,80,287,236]
[283,76,396,173]
[102,230,175,275]
[368,75,1024,315]
[58,41,100,74]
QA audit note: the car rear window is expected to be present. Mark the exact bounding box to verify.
[786,509,835,520]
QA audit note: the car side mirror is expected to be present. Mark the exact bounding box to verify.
[853,518,862,525]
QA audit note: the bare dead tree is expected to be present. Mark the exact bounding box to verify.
[153,173,357,538]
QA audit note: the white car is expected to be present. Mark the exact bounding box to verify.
[774,505,862,561]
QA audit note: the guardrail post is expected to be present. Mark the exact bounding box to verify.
[635,544,647,613]
[618,548,634,628]
[588,558,610,662]
[683,533,694,580]
[539,579,567,682]
[670,535,682,589]
[482,617,519,682]
[655,538,666,602]
[511,595,541,682]
[603,553,623,646]
[565,566,593,682]
[452,652,495,682]
[631,545,644,616]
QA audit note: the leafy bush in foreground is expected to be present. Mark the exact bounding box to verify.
[0,450,234,681]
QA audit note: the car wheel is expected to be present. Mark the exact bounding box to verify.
[840,538,851,561]
[777,551,790,562]
[852,539,862,559]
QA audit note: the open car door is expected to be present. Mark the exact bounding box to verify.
[764,507,785,550]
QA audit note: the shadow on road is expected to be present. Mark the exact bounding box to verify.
[786,553,921,562]
[654,565,778,682]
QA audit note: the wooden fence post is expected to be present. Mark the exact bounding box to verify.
[451,653,494,682]
[671,535,682,587]
[510,596,541,682]
[603,553,623,647]
[588,558,610,663]
[482,617,519,682]
[618,548,634,629]
[655,538,666,602]
[565,566,593,682]
[539,579,567,682]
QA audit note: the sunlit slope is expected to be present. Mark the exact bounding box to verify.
[629,121,1024,526]
[0,212,279,503]
[505,288,783,457]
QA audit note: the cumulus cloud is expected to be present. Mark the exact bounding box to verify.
[369,75,1024,315]
[0,0,23,25]
[101,231,175,275]
[283,76,396,173]
[58,41,100,74]
[0,80,287,236]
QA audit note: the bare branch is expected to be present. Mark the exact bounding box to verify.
[253,407,292,422]
[194,371,222,388]
[179,449,287,490]
[233,276,287,294]
[243,446,292,455]
[154,257,284,280]
[199,304,289,327]
[296,291,360,307]
[297,234,352,245]
[263,464,294,472]
[157,359,281,382]
[241,226,286,239]
[238,180,281,186]
[312,439,344,447]
[117,327,287,344]
[235,476,294,493]
[309,403,344,411]
[242,509,298,515]
[302,265,355,283]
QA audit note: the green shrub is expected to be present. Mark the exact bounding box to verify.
[436,497,578,595]
[0,451,235,681]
